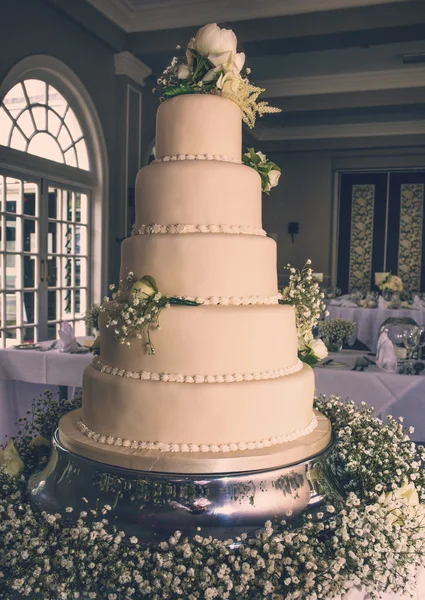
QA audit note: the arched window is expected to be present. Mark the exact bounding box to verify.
[0,57,107,347]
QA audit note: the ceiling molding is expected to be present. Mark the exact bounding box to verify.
[87,0,409,33]
[258,65,425,98]
[253,119,425,141]
[114,52,152,85]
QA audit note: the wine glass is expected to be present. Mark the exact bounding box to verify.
[402,327,419,366]
[416,327,425,360]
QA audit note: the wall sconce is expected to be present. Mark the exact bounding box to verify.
[288,222,299,243]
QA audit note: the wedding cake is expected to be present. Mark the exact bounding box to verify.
[59,25,331,473]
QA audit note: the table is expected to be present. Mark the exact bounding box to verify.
[327,305,425,351]
[315,350,425,442]
[0,341,94,440]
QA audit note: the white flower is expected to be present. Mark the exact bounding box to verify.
[0,440,24,477]
[130,536,138,544]
[264,169,281,192]
[194,23,237,63]
[130,276,157,301]
[177,63,191,80]
[379,482,425,525]
[216,71,240,96]
[310,338,328,360]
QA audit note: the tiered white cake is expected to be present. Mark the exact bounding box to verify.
[60,94,331,473]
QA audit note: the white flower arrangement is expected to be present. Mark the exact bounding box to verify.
[280,260,328,366]
[242,148,281,194]
[319,318,356,349]
[380,272,404,292]
[101,274,199,354]
[84,303,100,332]
[155,23,281,128]
[1,395,425,598]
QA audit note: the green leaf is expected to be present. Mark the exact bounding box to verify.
[169,297,200,306]
[162,85,196,99]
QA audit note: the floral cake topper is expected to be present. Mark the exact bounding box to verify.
[155,23,281,128]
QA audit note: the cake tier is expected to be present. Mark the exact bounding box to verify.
[100,305,298,375]
[82,362,315,448]
[155,95,242,160]
[120,234,278,297]
[135,161,262,229]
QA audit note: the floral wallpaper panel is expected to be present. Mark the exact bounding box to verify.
[348,184,375,292]
[398,183,424,292]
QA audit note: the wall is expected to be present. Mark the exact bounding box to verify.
[263,145,425,287]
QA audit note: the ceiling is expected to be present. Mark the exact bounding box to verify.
[50,0,425,148]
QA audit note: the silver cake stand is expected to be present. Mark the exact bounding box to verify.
[28,423,336,543]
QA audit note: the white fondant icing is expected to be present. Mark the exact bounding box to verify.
[77,414,318,453]
[132,224,266,236]
[92,355,303,383]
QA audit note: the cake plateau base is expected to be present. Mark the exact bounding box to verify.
[28,428,335,543]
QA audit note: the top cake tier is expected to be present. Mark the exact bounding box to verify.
[155,95,242,160]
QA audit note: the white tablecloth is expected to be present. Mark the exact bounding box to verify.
[315,350,425,442]
[326,306,425,351]
[0,342,93,440]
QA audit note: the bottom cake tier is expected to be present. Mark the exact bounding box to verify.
[64,362,332,472]
[59,407,331,474]
[82,362,315,448]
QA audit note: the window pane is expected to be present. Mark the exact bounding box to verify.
[46,108,61,137]
[17,109,35,138]
[23,326,35,343]
[64,107,83,140]
[47,324,57,341]
[23,255,36,288]
[63,288,72,315]
[2,83,26,116]
[64,147,77,168]
[23,291,35,324]
[48,221,58,253]
[75,139,89,170]
[24,79,47,105]
[48,188,59,219]
[23,219,36,252]
[28,132,63,163]
[58,125,72,150]
[75,258,81,286]
[48,290,56,321]
[47,257,57,287]
[65,191,72,222]
[48,86,68,117]
[6,217,17,250]
[5,253,18,289]
[75,288,81,314]
[10,128,26,151]
[0,107,13,146]
[74,320,86,336]
[31,106,46,131]
[5,292,17,327]
[63,256,72,288]
[23,181,37,216]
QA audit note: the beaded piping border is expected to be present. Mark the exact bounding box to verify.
[76,414,318,453]
[105,294,282,309]
[132,224,266,236]
[152,154,242,164]
[92,356,303,384]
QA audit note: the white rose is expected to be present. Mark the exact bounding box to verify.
[216,71,240,97]
[194,23,237,60]
[177,64,191,80]
[256,151,267,163]
[310,339,328,360]
[268,169,281,189]
[379,482,424,526]
[130,277,157,301]
[186,39,196,66]
[0,440,25,477]
[232,52,245,73]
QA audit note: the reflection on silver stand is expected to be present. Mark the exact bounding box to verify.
[28,430,335,543]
